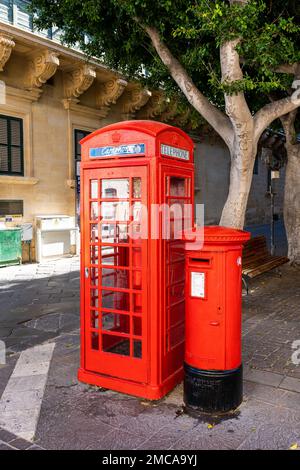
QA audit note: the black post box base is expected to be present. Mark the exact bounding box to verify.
[184,363,243,414]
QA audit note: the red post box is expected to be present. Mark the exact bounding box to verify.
[78,120,195,399]
[184,226,250,413]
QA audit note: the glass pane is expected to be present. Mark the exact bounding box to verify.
[170,219,184,239]
[129,224,143,240]
[90,245,99,264]
[102,179,129,199]
[132,202,142,221]
[90,289,99,308]
[133,293,142,313]
[90,180,98,199]
[169,241,185,263]
[91,331,99,350]
[101,224,129,243]
[90,202,99,220]
[132,247,142,268]
[90,267,99,286]
[170,323,185,349]
[101,202,129,221]
[133,340,142,359]
[90,310,99,328]
[102,312,130,334]
[90,224,99,243]
[170,177,186,196]
[169,301,185,325]
[101,246,129,267]
[102,290,130,311]
[101,268,129,289]
[169,200,184,218]
[169,262,185,283]
[133,316,142,336]
[132,270,142,290]
[169,282,184,305]
[132,177,141,198]
[102,335,130,356]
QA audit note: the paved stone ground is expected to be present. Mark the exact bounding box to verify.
[0,427,44,450]
[0,255,300,450]
[0,256,80,353]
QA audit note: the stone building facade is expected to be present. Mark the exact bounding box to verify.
[0,1,285,262]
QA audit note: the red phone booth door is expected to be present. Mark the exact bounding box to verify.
[83,166,148,383]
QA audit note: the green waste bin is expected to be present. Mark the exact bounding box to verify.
[0,228,22,267]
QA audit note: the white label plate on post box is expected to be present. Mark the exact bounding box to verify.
[191,272,205,298]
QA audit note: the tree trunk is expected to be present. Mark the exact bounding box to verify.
[280,109,300,266]
[220,138,257,228]
[142,22,300,231]
[219,39,256,229]
[284,143,300,265]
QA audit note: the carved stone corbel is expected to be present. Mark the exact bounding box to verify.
[121,86,152,119]
[64,64,96,100]
[136,91,167,119]
[0,33,15,72]
[159,100,180,123]
[174,108,191,127]
[96,77,128,116]
[25,49,60,91]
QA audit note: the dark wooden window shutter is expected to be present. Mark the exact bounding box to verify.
[0,115,24,176]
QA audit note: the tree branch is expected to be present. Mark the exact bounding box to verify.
[254,91,300,143]
[220,38,253,128]
[275,63,299,74]
[140,23,233,148]
[255,64,300,142]
[280,109,298,146]
[220,0,253,149]
[229,0,249,4]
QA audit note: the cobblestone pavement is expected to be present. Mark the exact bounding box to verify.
[0,257,300,450]
[243,264,300,380]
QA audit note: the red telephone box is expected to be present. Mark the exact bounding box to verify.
[78,120,194,399]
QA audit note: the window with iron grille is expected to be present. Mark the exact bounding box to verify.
[0,115,24,176]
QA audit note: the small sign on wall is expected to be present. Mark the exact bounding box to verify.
[271,170,280,179]
[191,271,205,298]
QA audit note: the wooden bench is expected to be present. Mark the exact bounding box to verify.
[242,235,289,280]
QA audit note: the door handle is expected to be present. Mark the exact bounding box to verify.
[85,267,89,279]
[210,321,220,327]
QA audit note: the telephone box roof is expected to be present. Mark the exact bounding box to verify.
[80,120,194,146]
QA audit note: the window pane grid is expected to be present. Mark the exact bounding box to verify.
[165,175,192,354]
[88,175,144,360]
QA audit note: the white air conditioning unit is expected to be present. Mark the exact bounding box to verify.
[35,215,78,262]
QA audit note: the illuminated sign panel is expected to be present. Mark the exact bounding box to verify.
[161,144,189,160]
[90,143,145,158]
